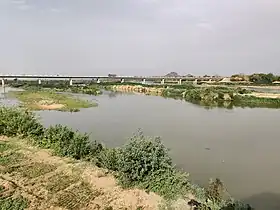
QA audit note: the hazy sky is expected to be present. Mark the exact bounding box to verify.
[0,0,280,76]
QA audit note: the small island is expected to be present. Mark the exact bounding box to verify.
[8,90,97,112]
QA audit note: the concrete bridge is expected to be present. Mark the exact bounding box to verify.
[0,74,222,88]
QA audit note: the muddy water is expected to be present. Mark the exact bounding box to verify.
[1,88,280,209]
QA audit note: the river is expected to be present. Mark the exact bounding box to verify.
[1,88,280,209]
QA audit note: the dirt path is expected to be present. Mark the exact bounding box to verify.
[0,138,162,210]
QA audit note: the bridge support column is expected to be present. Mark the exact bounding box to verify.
[97,78,100,84]
[178,79,182,85]
[121,78,124,83]
[142,78,146,84]
[1,78,5,88]
[38,79,41,85]
[69,79,73,86]
[161,79,165,85]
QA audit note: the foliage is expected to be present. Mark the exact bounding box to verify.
[0,196,28,210]
[206,178,225,204]
[8,80,102,95]
[41,124,92,159]
[116,132,172,183]
[230,74,250,82]
[107,131,190,199]
[136,168,190,199]
[0,106,44,138]
[221,200,254,210]
[233,95,280,108]
[96,148,120,171]
[248,73,278,84]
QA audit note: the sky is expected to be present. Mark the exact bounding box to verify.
[0,0,280,76]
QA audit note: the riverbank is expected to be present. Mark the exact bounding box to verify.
[8,90,97,112]
[106,84,280,109]
[9,81,102,96]
[0,137,161,209]
[0,106,252,209]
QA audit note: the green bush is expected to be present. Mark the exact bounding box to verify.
[0,196,29,210]
[41,125,92,159]
[206,178,225,204]
[116,132,172,184]
[0,106,44,138]
[96,148,120,171]
[110,131,190,199]
[136,168,190,199]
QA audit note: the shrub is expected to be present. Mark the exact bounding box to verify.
[41,125,91,159]
[112,131,191,199]
[136,168,190,199]
[88,140,104,157]
[206,178,225,204]
[116,132,173,184]
[0,106,44,138]
[0,196,29,210]
[96,148,121,171]
[221,199,254,210]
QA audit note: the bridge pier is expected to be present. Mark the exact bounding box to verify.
[161,79,165,85]
[69,79,73,86]
[38,79,41,85]
[178,79,182,85]
[142,78,146,84]
[121,78,124,83]
[1,78,5,89]
[97,78,100,84]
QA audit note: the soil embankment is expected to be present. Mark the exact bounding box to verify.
[110,85,164,95]
[0,137,162,209]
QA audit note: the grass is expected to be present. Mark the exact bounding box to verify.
[53,182,96,210]
[45,174,80,193]
[0,139,101,209]
[6,162,57,179]
[0,152,25,167]
[8,90,97,112]
[0,196,29,210]
[0,142,15,153]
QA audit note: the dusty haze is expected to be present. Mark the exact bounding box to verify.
[0,0,280,76]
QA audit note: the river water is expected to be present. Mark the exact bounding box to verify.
[1,88,280,209]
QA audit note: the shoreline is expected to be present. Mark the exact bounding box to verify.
[0,106,253,209]
[105,84,280,109]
